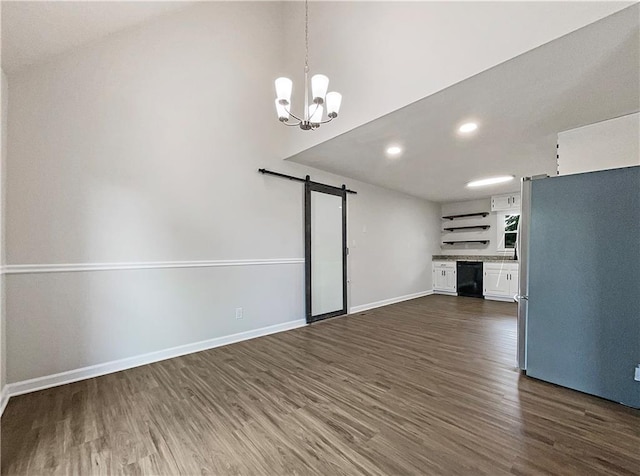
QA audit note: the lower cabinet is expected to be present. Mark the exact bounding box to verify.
[433,261,457,295]
[433,260,519,300]
[483,262,519,301]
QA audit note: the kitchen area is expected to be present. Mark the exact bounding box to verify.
[432,191,520,302]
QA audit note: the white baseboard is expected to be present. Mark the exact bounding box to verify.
[0,385,9,417]
[484,295,517,303]
[4,319,307,402]
[433,290,458,297]
[349,290,433,314]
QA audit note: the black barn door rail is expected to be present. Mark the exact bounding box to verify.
[258,168,357,194]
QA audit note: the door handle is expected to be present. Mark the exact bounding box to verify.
[514,295,528,302]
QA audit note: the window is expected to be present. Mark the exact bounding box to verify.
[497,213,520,251]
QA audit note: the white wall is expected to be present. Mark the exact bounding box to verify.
[557,113,640,175]
[280,1,633,158]
[1,69,7,398]
[438,198,515,258]
[347,184,440,307]
[5,2,440,385]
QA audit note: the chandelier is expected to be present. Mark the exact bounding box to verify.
[274,0,342,130]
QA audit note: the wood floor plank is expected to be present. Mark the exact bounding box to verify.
[2,295,639,475]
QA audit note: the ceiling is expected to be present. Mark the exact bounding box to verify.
[1,1,194,74]
[287,5,640,203]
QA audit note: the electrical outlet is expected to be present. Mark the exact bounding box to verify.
[635,365,640,382]
[235,308,243,319]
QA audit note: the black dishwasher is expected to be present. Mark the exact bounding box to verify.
[456,261,484,298]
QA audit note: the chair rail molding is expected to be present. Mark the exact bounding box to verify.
[4,258,305,274]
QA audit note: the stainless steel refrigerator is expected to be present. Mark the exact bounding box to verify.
[517,166,640,409]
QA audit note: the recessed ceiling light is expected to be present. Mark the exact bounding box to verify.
[386,145,403,156]
[459,122,478,133]
[467,176,514,188]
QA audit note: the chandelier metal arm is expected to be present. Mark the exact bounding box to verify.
[308,102,320,119]
[285,107,304,123]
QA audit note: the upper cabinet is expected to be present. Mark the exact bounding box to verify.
[491,193,520,212]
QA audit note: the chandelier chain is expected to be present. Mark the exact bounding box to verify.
[304,0,309,74]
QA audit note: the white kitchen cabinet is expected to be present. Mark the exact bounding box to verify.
[491,193,521,212]
[483,262,519,301]
[433,261,457,295]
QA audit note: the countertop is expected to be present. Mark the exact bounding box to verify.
[432,255,518,263]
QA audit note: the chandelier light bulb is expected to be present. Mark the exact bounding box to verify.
[326,92,342,118]
[275,77,292,105]
[275,99,290,122]
[311,74,329,104]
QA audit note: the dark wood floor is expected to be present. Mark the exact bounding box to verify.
[2,295,639,475]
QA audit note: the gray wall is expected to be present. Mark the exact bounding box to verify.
[5,2,441,384]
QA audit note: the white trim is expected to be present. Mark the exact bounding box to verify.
[349,290,433,314]
[4,258,304,275]
[433,290,458,297]
[4,319,307,400]
[484,295,517,303]
[0,385,8,417]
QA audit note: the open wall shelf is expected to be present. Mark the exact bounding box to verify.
[442,212,489,220]
[443,225,490,232]
[443,240,489,245]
